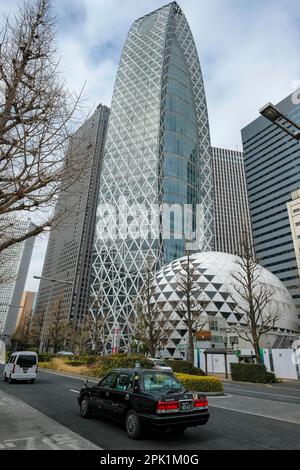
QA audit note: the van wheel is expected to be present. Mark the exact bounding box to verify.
[30,379,35,384]
[8,375,14,384]
[3,373,7,382]
[80,397,91,418]
[125,410,142,439]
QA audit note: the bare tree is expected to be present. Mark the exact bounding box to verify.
[134,260,170,358]
[11,309,34,350]
[44,298,69,353]
[230,230,280,363]
[0,0,84,254]
[29,311,45,349]
[175,251,208,366]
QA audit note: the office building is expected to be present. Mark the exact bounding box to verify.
[0,218,34,340]
[15,291,37,331]
[91,2,214,351]
[212,147,253,255]
[34,104,109,328]
[241,93,300,327]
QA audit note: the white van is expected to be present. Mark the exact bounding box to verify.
[3,351,38,384]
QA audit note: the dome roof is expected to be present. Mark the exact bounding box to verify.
[153,251,299,334]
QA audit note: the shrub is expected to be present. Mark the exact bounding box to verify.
[175,373,223,393]
[230,363,277,383]
[38,353,54,362]
[167,360,205,376]
[65,360,87,367]
[100,354,154,374]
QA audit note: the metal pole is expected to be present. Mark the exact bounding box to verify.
[39,281,54,353]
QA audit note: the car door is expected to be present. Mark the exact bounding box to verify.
[109,372,135,417]
[90,372,119,414]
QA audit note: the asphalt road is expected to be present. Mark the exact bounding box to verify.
[0,365,300,450]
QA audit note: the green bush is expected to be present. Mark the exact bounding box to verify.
[167,360,205,376]
[176,373,223,393]
[100,354,154,373]
[38,353,54,362]
[230,363,277,383]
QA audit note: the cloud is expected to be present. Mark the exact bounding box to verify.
[1,0,300,289]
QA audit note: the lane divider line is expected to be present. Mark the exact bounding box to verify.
[209,404,300,426]
[224,387,300,400]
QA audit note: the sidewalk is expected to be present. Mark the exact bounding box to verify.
[0,390,101,450]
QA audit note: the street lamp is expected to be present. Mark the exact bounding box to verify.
[259,102,300,141]
[35,275,73,353]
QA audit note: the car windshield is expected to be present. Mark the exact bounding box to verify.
[143,372,182,392]
[16,355,37,367]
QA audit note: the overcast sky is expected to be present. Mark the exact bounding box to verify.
[1,0,300,292]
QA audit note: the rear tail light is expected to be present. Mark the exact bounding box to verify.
[12,364,16,373]
[156,400,180,414]
[194,398,208,409]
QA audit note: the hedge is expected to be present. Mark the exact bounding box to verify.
[167,360,205,376]
[175,373,223,393]
[230,363,277,383]
[99,354,154,373]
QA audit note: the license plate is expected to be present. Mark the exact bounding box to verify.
[180,400,193,411]
[23,368,28,373]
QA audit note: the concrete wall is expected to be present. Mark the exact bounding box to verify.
[263,349,299,380]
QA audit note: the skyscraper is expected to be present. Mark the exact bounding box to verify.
[0,218,34,340]
[34,104,109,329]
[212,147,253,255]
[91,2,214,351]
[242,93,300,326]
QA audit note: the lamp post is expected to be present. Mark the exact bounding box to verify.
[34,275,73,353]
[259,102,300,141]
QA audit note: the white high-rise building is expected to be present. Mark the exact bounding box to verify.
[0,218,34,340]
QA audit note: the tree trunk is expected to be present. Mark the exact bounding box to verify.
[187,323,194,366]
[253,340,262,364]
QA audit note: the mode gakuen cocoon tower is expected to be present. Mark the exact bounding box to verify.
[90,2,214,351]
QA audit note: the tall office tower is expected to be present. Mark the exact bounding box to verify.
[34,104,109,329]
[0,218,34,340]
[16,291,37,330]
[91,2,214,351]
[242,93,300,327]
[212,147,253,255]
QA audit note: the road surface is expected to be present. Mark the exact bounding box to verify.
[0,365,299,450]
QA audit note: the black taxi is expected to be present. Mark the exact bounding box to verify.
[78,368,209,439]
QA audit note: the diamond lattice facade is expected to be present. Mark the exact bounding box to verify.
[91,2,214,351]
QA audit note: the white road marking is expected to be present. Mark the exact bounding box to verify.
[70,389,80,394]
[209,403,300,425]
[208,394,232,399]
[224,387,300,400]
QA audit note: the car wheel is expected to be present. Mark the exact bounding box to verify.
[8,375,14,384]
[80,397,91,418]
[125,410,142,440]
[3,373,7,382]
[30,379,35,384]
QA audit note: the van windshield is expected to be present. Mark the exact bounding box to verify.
[16,355,37,367]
